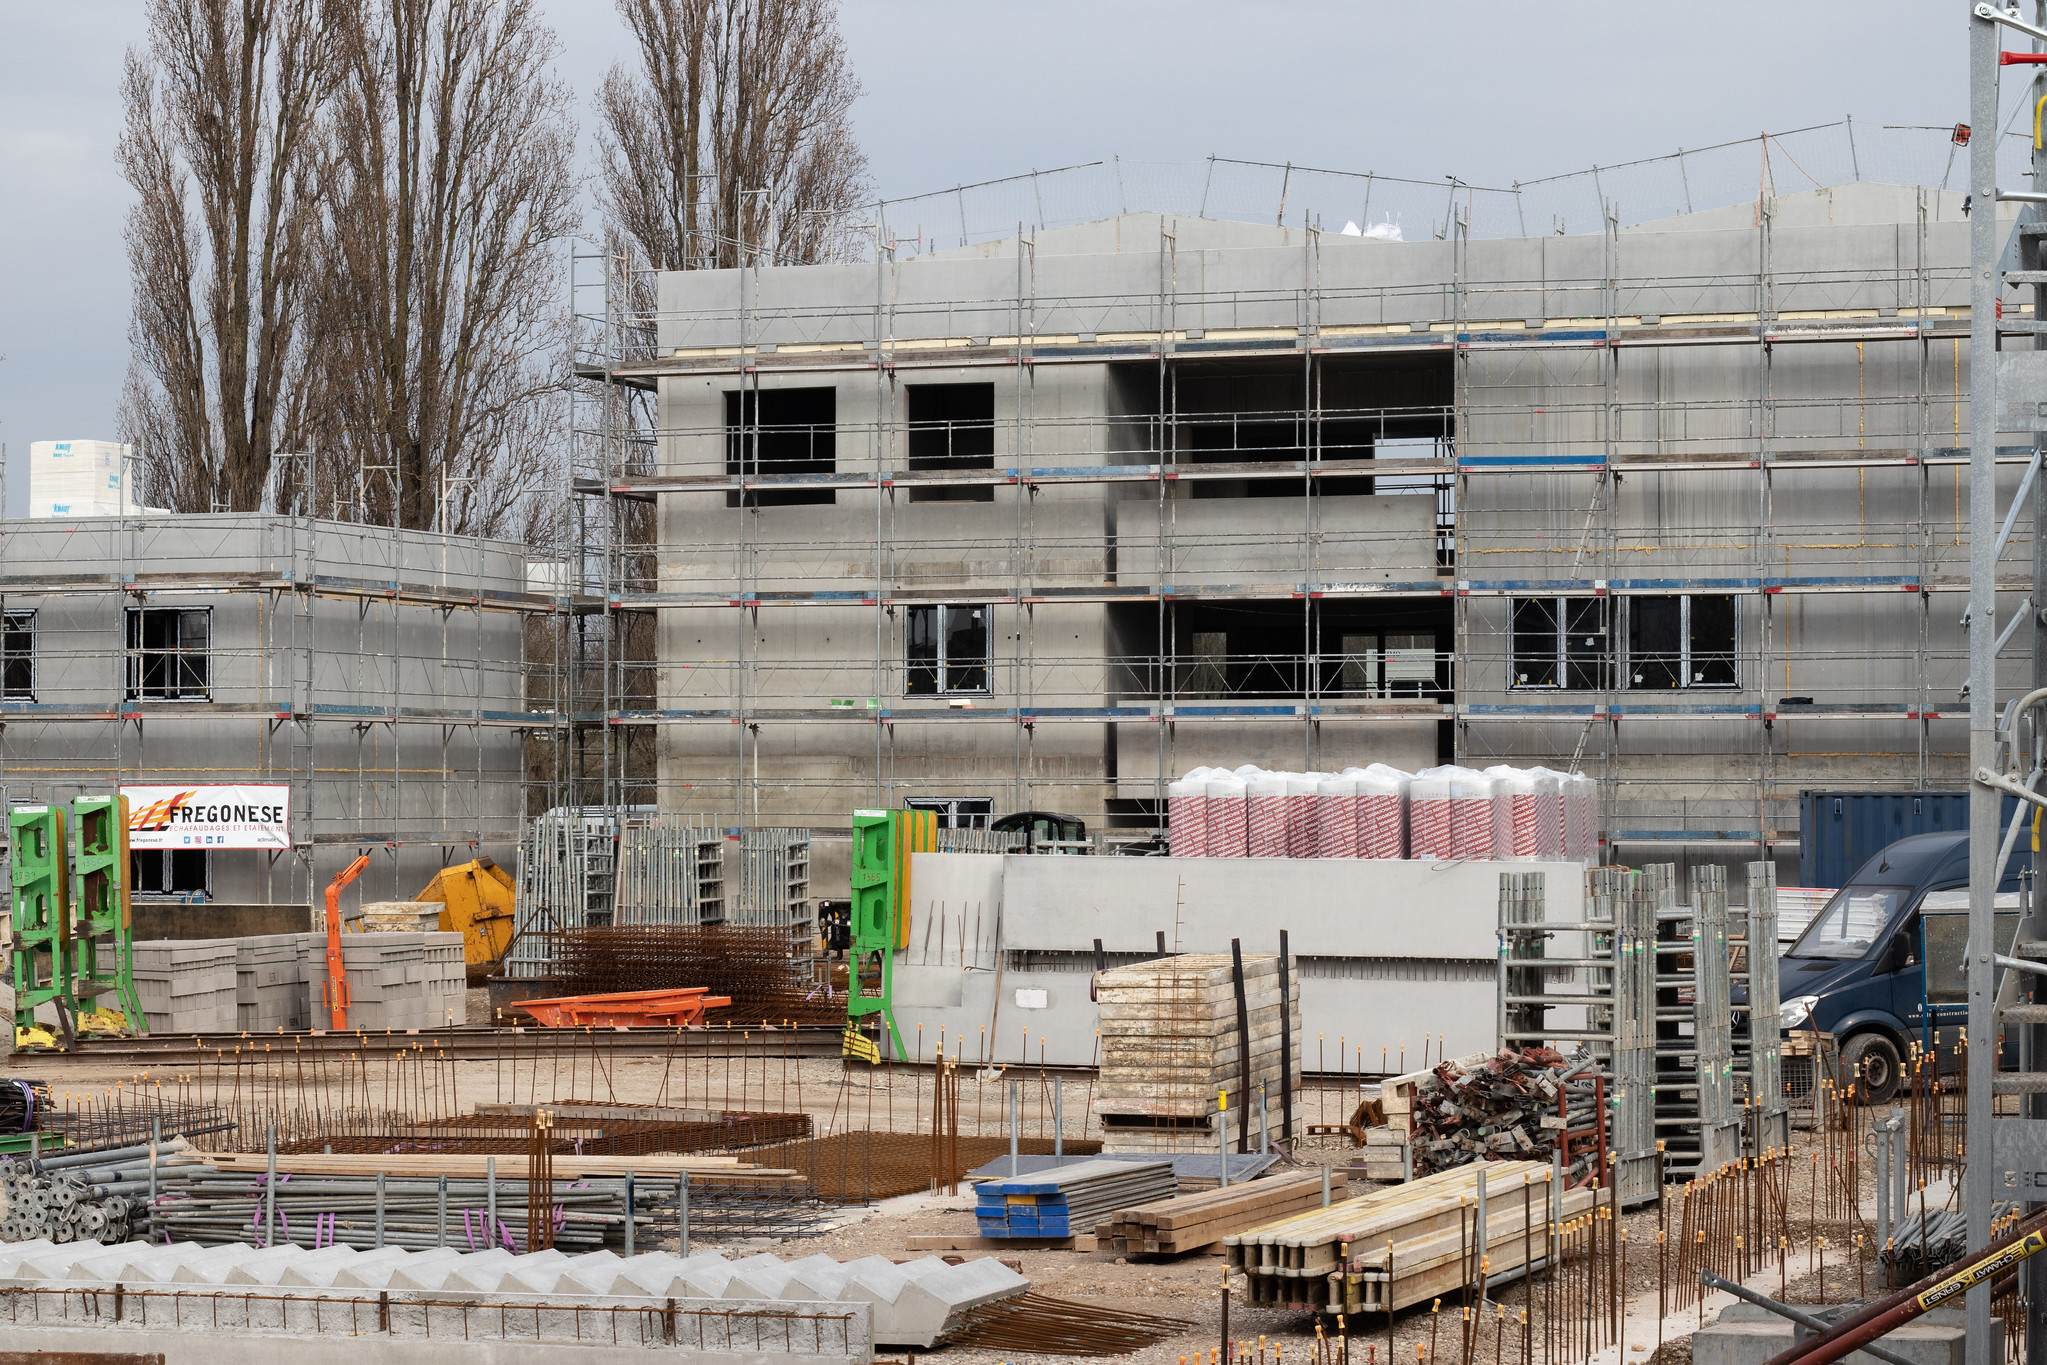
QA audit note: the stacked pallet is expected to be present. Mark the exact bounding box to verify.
[1092,953,1302,1154]
[975,1158,1175,1239]
[1224,1160,1597,1315]
[1096,1172,1329,1255]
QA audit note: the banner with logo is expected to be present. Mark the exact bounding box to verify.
[121,784,291,850]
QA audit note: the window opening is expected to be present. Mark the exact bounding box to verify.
[126,607,211,700]
[906,383,995,502]
[906,604,989,695]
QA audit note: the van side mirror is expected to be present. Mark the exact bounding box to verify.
[1884,934,1913,974]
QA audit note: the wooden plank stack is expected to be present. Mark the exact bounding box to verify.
[1224,1160,1598,1314]
[1095,1172,1330,1255]
[1092,953,1302,1153]
[974,1158,1175,1238]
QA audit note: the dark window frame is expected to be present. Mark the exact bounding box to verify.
[1,609,35,701]
[1510,597,1614,691]
[129,847,211,900]
[124,606,211,701]
[1624,593,1738,690]
[905,603,990,696]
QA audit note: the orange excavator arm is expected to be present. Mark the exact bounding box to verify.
[323,853,373,1031]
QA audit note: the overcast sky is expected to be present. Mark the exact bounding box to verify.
[0,1,1980,513]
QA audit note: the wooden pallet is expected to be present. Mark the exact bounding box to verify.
[1095,1172,1329,1256]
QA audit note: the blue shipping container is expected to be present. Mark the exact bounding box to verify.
[1798,790,2028,888]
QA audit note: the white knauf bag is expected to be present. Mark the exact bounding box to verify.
[1419,765,1496,861]
[1406,766,1454,860]
[1566,772,1602,862]
[1355,763,1410,858]
[1284,771,1323,858]
[1316,772,1360,858]
[1245,769,1288,857]
[1484,766,1541,860]
[1525,766,1570,860]
[1168,767,1215,857]
[1206,769,1250,857]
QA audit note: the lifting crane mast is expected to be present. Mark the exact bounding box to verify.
[322,853,372,1031]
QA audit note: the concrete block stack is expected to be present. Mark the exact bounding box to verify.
[1091,953,1302,1154]
[295,931,466,1030]
[131,940,238,1033]
[235,934,308,1032]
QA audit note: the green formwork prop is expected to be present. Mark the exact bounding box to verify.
[846,808,915,1060]
[67,794,144,1032]
[9,805,70,1040]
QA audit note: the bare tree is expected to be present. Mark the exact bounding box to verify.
[118,0,338,512]
[595,0,869,272]
[310,0,579,535]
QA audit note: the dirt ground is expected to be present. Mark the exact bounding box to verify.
[12,1043,1915,1365]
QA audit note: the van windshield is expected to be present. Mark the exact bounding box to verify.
[1787,885,1908,960]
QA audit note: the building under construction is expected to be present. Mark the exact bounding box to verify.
[573,162,2032,878]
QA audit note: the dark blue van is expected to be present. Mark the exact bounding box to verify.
[1779,830,2031,1101]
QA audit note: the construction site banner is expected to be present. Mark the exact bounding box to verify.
[122,784,291,850]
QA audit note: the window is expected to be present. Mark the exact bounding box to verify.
[906,383,995,502]
[1626,593,1737,689]
[1787,886,1906,960]
[1,611,34,700]
[1511,598,1613,690]
[125,607,210,700]
[130,848,210,900]
[906,798,992,829]
[1508,594,1732,690]
[905,604,989,695]
[724,387,836,507]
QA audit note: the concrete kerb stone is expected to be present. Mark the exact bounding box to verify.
[0,1282,871,1362]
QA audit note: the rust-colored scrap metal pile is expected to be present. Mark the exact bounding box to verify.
[1404,1045,1596,1177]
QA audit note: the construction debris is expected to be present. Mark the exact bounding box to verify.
[1092,952,1301,1154]
[1225,1159,1597,1314]
[975,1158,1176,1238]
[1096,1171,1329,1255]
[1379,1045,1606,1179]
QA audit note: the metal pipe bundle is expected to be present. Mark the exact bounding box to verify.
[146,1170,656,1252]
[0,1138,202,1244]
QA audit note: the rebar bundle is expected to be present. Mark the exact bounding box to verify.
[945,1293,1195,1356]
[273,1109,812,1158]
[539,926,842,1025]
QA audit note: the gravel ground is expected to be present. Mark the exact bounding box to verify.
[13,1044,1915,1365]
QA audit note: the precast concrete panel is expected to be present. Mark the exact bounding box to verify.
[882,852,1580,1066]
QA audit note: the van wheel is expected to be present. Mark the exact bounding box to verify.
[1841,1032,1902,1103]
